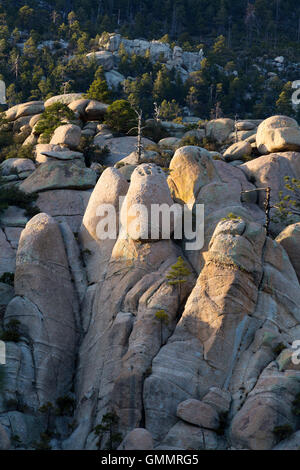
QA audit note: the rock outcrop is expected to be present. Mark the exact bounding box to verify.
[3,214,78,419]
[256,116,300,154]
[1,107,300,451]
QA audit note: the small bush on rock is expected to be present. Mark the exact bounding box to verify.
[273,424,293,442]
[78,135,110,166]
[2,144,35,162]
[292,393,300,416]
[0,272,14,286]
[273,176,300,226]
[93,411,122,450]
[0,183,39,215]
[222,212,241,221]
[0,319,21,343]
[55,395,75,417]
[177,135,202,148]
[34,103,76,143]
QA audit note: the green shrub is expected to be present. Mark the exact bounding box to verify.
[273,176,300,226]
[177,135,202,148]
[11,434,22,448]
[159,99,181,121]
[78,136,110,166]
[34,102,76,143]
[273,424,293,442]
[0,272,14,286]
[0,319,21,343]
[221,212,241,221]
[84,66,111,103]
[166,256,191,299]
[93,411,122,450]
[143,120,168,142]
[32,432,52,451]
[0,183,39,215]
[273,342,286,356]
[215,411,228,436]
[2,144,35,162]
[292,393,300,416]
[202,136,221,152]
[104,100,137,135]
[55,395,75,417]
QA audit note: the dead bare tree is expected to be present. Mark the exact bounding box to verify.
[154,102,161,123]
[11,54,20,80]
[241,187,272,235]
[234,114,239,143]
[127,109,145,164]
[51,10,59,25]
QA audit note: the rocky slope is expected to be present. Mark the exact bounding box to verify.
[0,96,300,450]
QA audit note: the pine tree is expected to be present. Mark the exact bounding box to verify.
[166,256,191,301]
[154,309,169,344]
[153,66,173,103]
[84,66,111,103]
[94,412,122,450]
[276,82,294,116]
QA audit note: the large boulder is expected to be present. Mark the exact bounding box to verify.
[20,161,96,193]
[118,428,153,450]
[0,206,28,228]
[158,137,180,149]
[176,399,220,430]
[105,70,125,90]
[230,363,300,450]
[79,167,129,284]
[5,101,44,122]
[160,121,186,138]
[0,158,35,176]
[37,189,91,233]
[206,118,235,144]
[256,116,300,154]
[86,51,114,70]
[120,164,174,240]
[93,136,154,164]
[223,141,252,162]
[68,99,90,118]
[167,146,218,206]
[276,223,300,282]
[236,121,257,131]
[157,421,226,450]
[241,151,300,233]
[4,213,77,406]
[44,93,83,107]
[35,147,84,164]
[50,124,81,148]
[84,100,108,121]
[35,143,72,162]
[0,228,16,275]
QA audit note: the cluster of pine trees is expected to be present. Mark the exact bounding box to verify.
[0,0,299,119]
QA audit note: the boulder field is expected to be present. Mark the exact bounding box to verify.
[0,102,300,450]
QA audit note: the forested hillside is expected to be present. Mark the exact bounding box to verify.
[0,0,299,120]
